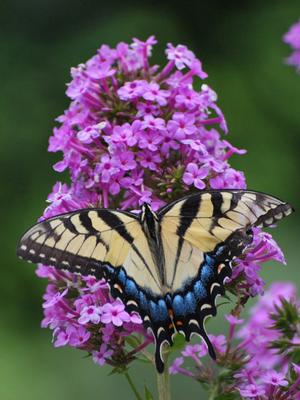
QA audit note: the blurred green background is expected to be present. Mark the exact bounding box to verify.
[1,0,299,398]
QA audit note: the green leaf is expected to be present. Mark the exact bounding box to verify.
[270,298,299,339]
[125,336,140,348]
[108,366,127,376]
[171,333,186,350]
[135,356,152,364]
[290,348,300,366]
[144,386,154,400]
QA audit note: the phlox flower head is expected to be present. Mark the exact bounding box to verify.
[234,282,299,398]
[35,36,287,370]
[45,36,246,214]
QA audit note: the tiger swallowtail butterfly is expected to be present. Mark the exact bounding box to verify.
[17,190,293,372]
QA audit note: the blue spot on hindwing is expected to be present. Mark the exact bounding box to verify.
[139,291,148,313]
[157,299,168,321]
[149,300,159,321]
[185,292,196,313]
[125,279,138,297]
[193,280,207,300]
[201,264,213,284]
[205,254,215,266]
[215,245,226,258]
[172,295,185,316]
[118,269,127,285]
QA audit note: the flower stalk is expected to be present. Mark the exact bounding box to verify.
[156,362,171,400]
[124,372,143,400]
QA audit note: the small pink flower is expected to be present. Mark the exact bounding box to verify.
[117,80,147,100]
[78,305,102,324]
[169,357,184,375]
[142,82,170,106]
[181,344,202,357]
[262,370,288,387]
[77,125,101,144]
[86,59,115,80]
[183,163,209,189]
[101,300,131,327]
[238,384,265,398]
[141,115,166,131]
[53,328,73,347]
[167,112,196,139]
[43,288,68,309]
[69,326,91,347]
[166,43,196,70]
[92,343,113,366]
[112,124,138,147]
[226,314,244,324]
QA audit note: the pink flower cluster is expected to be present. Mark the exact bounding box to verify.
[283,19,300,72]
[235,282,300,399]
[37,265,147,368]
[230,228,286,296]
[170,282,300,399]
[46,35,246,217]
[37,37,287,370]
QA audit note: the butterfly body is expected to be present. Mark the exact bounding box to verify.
[17,190,293,372]
[140,203,166,287]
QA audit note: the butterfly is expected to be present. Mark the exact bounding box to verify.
[17,190,293,372]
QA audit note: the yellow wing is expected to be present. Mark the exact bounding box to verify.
[159,190,293,254]
[17,208,162,295]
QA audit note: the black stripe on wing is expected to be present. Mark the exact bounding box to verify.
[170,195,201,287]
[17,208,138,277]
[99,210,135,244]
[18,220,101,278]
[159,190,294,239]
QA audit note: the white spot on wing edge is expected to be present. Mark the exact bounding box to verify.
[157,327,165,336]
[127,300,137,307]
[210,282,221,294]
[189,319,200,328]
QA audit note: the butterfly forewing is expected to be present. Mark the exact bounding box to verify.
[17,209,141,276]
[159,190,293,252]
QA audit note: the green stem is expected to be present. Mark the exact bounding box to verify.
[124,371,142,400]
[156,357,171,400]
[208,384,219,400]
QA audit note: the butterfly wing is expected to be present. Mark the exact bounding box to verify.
[17,207,173,370]
[157,190,293,362]
[159,190,293,253]
[17,208,166,298]
[18,208,137,273]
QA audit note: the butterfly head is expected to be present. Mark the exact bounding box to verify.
[141,203,159,238]
[141,203,158,222]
